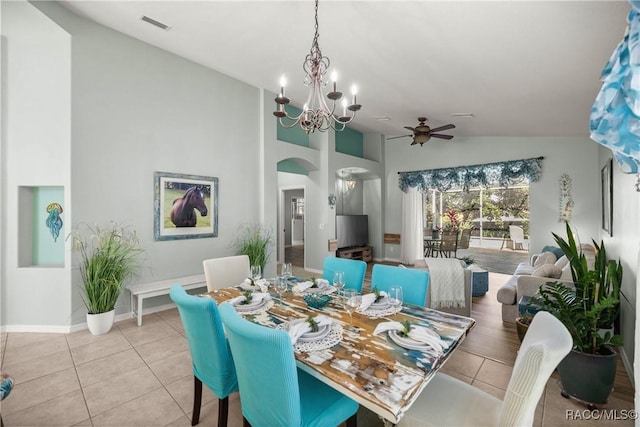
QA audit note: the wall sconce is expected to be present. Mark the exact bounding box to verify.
[328,193,336,208]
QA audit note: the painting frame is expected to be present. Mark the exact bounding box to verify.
[601,159,613,236]
[154,171,218,241]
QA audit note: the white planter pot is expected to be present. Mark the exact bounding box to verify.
[86,310,115,335]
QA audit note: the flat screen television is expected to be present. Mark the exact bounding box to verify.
[336,214,369,249]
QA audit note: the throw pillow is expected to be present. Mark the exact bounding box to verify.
[533,251,557,267]
[541,245,564,260]
[532,264,563,279]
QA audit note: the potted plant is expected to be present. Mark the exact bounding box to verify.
[71,222,145,335]
[514,312,533,343]
[531,222,622,405]
[233,223,273,273]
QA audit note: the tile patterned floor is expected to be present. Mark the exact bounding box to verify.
[1,278,635,426]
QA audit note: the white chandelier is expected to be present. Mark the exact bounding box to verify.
[273,0,361,134]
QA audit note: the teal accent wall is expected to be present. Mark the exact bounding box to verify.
[277,159,309,175]
[276,105,310,147]
[33,186,65,266]
[336,127,364,158]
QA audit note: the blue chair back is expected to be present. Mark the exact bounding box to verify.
[322,257,367,292]
[218,303,303,426]
[371,264,430,306]
[169,286,238,398]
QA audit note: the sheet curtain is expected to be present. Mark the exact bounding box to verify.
[401,187,424,265]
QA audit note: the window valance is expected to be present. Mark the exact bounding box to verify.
[398,157,544,193]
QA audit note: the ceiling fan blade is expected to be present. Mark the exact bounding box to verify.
[387,134,412,140]
[431,134,454,140]
[410,140,418,145]
[404,126,415,131]
[430,124,456,133]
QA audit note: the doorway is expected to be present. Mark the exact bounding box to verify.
[280,188,305,268]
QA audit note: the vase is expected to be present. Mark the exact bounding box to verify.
[515,317,530,343]
[86,309,115,335]
[557,346,617,405]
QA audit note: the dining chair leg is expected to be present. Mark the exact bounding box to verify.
[191,376,203,426]
[217,396,229,427]
[346,413,357,427]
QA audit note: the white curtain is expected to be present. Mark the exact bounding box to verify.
[401,187,424,265]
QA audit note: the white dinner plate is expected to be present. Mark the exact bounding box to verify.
[233,298,266,312]
[288,319,331,342]
[388,330,431,351]
[369,298,391,309]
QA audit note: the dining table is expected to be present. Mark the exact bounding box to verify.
[205,279,475,425]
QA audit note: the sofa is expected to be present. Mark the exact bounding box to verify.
[414,258,472,317]
[496,244,595,322]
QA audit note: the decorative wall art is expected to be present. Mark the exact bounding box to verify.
[154,171,218,241]
[45,202,64,242]
[558,174,573,222]
[601,159,613,236]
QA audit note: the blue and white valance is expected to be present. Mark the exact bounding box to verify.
[590,0,640,173]
[398,157,543,193]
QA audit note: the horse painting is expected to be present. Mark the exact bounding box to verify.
[170,186,208,227]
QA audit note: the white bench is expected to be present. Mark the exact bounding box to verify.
[128,274,206,326]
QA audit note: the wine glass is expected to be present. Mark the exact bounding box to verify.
[343,289,361,332]
[251,265,262,281]
[281,262,292,280]
[388,286,403,315]
[274,276,288,304]
[333,271,345,298]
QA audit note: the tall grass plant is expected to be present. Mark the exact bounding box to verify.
[233,223,273,272]
[71,222,145,314]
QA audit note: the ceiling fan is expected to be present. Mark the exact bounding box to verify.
[387,117,456,146]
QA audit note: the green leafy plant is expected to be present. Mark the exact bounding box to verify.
[241,290,253,305]
[71,222,145,314]
[306,316,319,332]
[233,223,273,272]
[372,286,383,302]
[399,320,412,337]
[310,277,318,288]
[531,223,622,354]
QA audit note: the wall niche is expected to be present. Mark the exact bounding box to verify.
[18,186,65,267]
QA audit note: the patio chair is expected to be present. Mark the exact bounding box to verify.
[509,225,527,251]
[439,230,458,258]
[457,228,471,250]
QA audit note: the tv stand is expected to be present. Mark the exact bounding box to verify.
[336,245,372,262]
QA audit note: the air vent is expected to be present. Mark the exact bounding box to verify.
[140,15,171,31]
[450,113,474,118]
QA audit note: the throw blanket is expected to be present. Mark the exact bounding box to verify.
[425,258,466,309]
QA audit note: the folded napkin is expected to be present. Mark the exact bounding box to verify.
[228,292,270,307]
[373,321,445,353]
[359,291,388,311]
[242,278,269,292]
[287,315,333,345]
[293,278,330,293]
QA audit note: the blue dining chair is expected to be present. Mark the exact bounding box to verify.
[169,285,238,427]
[322,256,367,292]
[370,264,429,307]
[218,303,359,427]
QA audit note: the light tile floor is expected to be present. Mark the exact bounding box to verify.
[1,303,635,426]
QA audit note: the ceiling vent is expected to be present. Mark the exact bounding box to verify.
[140,15,171,31]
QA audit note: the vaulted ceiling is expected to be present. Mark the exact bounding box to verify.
[59,0,630,140]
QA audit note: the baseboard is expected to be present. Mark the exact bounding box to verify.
[620,345,635,388]
[292,240,304,246]
[384,257,402,263]
[305,267,322,275]
[2,312,136,334]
